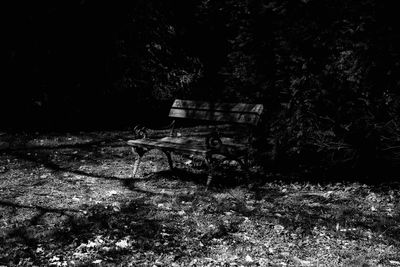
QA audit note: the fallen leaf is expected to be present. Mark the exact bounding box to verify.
[49,256,60,262]
[116,239,130,249]
[274,224,285,232]
[281,252,290,257]
[178,210,186,216]
[112,202,121,211]
[101,247,111,252]
[245,255,253,262]
[293,256,312,266]
[229,160,239,166]
[108,190,118,196]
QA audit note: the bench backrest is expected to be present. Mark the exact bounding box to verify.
[169,99,264,126]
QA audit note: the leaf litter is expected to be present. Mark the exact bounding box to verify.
[0,130,400,266]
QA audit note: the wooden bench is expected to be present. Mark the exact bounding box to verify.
[127,99,264,187]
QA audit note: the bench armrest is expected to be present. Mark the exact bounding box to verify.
[205,131,223,150]
[132,121,176,139]
[132,125,148,139]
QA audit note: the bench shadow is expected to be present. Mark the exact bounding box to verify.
[0,200,82,214]
[8,150,131,180]
[123,166,253,192]
[7,145,253,194]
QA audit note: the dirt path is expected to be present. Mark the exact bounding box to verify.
[1,131,400,266]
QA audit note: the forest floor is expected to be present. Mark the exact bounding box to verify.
[1,129,400,266]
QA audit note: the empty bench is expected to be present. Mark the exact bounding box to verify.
[127,99,264,187]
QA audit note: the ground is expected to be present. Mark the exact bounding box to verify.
[0,129,400,266]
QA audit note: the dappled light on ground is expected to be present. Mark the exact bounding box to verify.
[1,131,400,266]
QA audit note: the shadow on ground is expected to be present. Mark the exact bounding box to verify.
[0,198,209,266]
[1,131,400,265]
[6,141,249,191]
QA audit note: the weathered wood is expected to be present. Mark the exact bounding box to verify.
[169,109,261,125]
[169,99,263,125]
[163,150,174,170]
[128,137,247,155]
[128,99,264,188]
[171,99,263,114]
[128,137,208,155]
[132,147,146,178]
[205,154,215,189]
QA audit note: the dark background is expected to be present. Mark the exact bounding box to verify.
[2,0,400,179]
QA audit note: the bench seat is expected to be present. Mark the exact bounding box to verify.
[127,99,263,188]
[127,136,247,156]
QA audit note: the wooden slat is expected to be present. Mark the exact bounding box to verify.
[169,100,264,125]
[127,137,208,155]
[128,136,248,155]
[169,109,261,125]
[171,99,263,115]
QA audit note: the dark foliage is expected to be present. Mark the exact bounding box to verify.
[3,0,400,178]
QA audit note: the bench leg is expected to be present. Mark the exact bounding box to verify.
[205,155,215,190]
[239,158,250,185]
[132,147,146,178]
[241,153,254,187]
[163,150,174,170]
[229,156,251,186]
